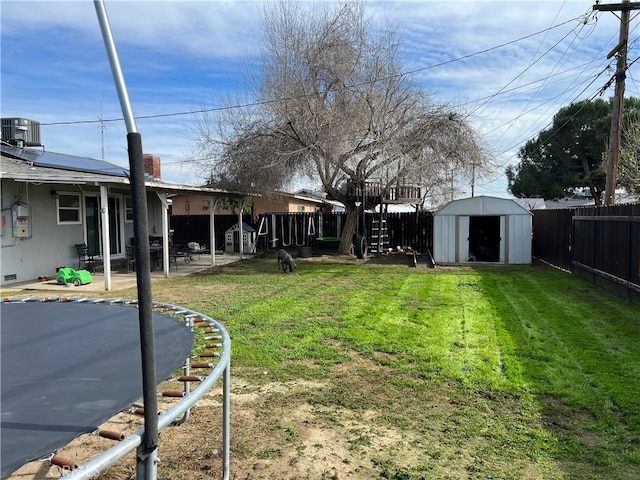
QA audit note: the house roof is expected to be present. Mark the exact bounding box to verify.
[1,150,131,184]
[372,204,417,213]
[1,144,127,176]
[0,144,250,197]
[544,197,596,209]
[513,198,546,210]
[276,189,337,208]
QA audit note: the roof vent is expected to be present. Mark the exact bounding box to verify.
[1,118,41,147]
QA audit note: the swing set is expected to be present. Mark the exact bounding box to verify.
[254,212,345,252]
[279,214,316,247]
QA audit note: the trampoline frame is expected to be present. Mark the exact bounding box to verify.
[2,297,231,480]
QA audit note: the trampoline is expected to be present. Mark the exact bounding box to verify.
[0,298,195,478]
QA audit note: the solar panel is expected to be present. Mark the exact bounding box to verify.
[0,144,128,177]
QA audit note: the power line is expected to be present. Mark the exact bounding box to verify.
[39,13,589,128]
[32,7,624,198]
[469,8,595,119]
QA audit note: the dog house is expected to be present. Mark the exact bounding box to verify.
[433,196,532,265]
[225,222,256,254]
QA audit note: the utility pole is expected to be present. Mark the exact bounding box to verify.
[470,162,479,197]
[593,1,640,205]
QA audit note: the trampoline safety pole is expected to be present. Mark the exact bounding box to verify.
[94,1,159,478]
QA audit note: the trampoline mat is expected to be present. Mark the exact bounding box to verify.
[1,301,194,478]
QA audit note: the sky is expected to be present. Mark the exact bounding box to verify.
[1,0,637,199]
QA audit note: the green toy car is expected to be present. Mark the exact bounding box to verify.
[56,267,93,286]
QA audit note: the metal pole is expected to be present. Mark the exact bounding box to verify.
[210,198,218,267]
[99,185,112,290]
[222,364,231,480]
[94,0,137,134]
[160,193,170,277]
[238,204,244,259]
[362,183,366,241]
[93,2,159,478]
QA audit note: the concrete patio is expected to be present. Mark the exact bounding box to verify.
[0,252,243,294]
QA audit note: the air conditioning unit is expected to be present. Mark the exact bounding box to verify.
[1,118,41,147]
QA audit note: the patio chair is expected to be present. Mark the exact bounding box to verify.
[75,243,102,273]
[187,242,203,259]
[168,245,180,270]
[169,245,192,269]
[125,245,136,273]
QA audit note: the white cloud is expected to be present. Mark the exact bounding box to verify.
[1,0,636,197]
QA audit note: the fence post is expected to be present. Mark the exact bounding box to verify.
[627,216,633,301]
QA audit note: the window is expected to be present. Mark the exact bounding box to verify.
[297,205,306,212]
[125,196,133,222]
[56,193,81,224]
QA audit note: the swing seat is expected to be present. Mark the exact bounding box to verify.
[316,236,341,244]
[316,236,341,250]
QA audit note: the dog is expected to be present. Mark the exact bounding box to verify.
[276,249,288,268]
[277,249,296,273]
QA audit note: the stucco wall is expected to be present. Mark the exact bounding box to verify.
[2,182,82,283]
[171,193,326,218]
[1,181,164,285]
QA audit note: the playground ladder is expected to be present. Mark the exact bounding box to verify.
[369,216,389,254]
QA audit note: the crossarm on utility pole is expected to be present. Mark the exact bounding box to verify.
[593,2,640,12]
[593,1,640,205]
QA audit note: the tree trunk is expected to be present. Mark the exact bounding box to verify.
[338,206,359,255]
[581,158,602,205]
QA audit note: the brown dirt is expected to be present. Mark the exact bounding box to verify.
[8,347,470,480]
[7,358,418,480]
[5,349,562,480]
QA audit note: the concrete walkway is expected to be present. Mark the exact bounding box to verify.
[0,253,242,294]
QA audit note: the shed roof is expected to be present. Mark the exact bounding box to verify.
[435,196,532,216]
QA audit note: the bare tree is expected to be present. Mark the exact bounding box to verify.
[193,0,486,254]
[620,119,640,199]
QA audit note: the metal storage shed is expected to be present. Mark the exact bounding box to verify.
[433,196,532,265]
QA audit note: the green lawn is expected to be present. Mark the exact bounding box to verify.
[149,255,640,479]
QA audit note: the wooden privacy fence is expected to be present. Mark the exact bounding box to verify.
[170,214,252,252]
[533,204,640,303]
[377,211,434,253]
[531,209,574,271]
[255,212,434,253]
[172,212,434,254]
[572,205,640,303]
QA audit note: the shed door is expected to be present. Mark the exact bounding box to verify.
[469,216,500,262]
[457,216,469,263]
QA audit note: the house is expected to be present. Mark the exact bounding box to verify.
[0,123,246,290]
[514,197,546,211]
[433,196,533,265]
[544,197,596,209]
[171,189,339,221]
